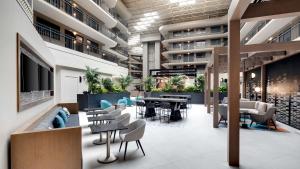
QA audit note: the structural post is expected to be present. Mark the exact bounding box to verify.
[207,67,211,113]
[261,64,266,102]
[228,19,240,166]
[213,52,219,128]
[204,71,208,106]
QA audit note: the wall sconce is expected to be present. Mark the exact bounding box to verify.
[251,72,256,79]
[254,87,261,92]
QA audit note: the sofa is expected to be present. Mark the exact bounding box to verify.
[219,100,277,129]
[11,103,82,169]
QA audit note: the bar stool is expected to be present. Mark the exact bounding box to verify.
[136,101,145,119]
[159,102,172,123]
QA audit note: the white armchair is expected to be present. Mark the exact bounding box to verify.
[112,113,131,142]
[119,120,146,160]
[250,107,277,129]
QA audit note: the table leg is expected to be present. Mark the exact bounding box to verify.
[98,131,118,163]
[93,132,106,145]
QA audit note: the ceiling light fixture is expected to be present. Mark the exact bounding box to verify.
[170,0,196,6]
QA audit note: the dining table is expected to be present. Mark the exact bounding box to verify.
[142,97,187,121]
[90,122,127,163]
[89,115,116,145]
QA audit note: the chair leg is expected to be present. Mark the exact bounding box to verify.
[113,130,116,143]
[124,142,128,160]
[136,140,139,149]
[218,116,223,124]
[250,120,254,127]
[119,141,123,152]
[137,140,145,156]
[271,119,277,130]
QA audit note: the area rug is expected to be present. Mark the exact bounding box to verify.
[249,124,289,132]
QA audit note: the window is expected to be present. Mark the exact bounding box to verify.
[223,25,228,33]
[223,38,228,46]
[211,39,221,45]
[36,17,61,40]
[87,40,99,54]
[196,53,205,58]
[211,26,221,33]
[279,28,291,42]
[195,27,206,34]
[173,31,182,37]
[195,41,206,47]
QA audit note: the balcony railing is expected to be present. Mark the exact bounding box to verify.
[169,57,210,64]
[241,20,270,44]
[271,22,300,43]
[44,0,119,40]
[168,31,227,39]
[168,43,225,51]
[35,23,126,63]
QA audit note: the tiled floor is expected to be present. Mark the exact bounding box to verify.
[80,104,300,169]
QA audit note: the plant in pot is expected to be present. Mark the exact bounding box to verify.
[117,75,133,91]
[195,75,205,92]
[144,76,155,92]
[102,78,114,92]
[85,66,100,94]
[170,75,185,92]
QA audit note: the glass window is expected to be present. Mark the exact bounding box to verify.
[211,39,221,45]
[223,25,228,33]
[211,26,221,33]
[195,41,206,47]
[279,28,291,42]
[196,53,205,58]
[195,27,206,34]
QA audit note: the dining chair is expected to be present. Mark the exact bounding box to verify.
[159,102,172,123]
[112,113,131,143]
[136,101,145,119]
[119,120,146,160]
[180,102,188,118]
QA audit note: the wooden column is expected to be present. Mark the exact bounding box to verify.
[207,67,211,114]
[228,20,240,166]
[213,52,219,128]
[204,71,208,106]
[261,64,266,102]
[242,71,247,98]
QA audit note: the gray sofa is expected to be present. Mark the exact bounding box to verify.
[219,100,277,129]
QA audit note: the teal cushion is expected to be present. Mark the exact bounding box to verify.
[101,100,112,109]
[123,97,132,106]
[58,109,68,123]
[117,98,127,106]
[136,96,142,100]
[53,115,65,128]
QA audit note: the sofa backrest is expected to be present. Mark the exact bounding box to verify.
[30,106,61,131]
[240,101,257,109]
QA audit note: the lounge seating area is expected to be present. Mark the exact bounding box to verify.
[219,99,277,129]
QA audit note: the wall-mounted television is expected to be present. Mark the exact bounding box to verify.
[17,33,54,112]
[20,53,39,92]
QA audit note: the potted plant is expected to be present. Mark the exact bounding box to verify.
[144,76,155,92]
[84,66,100,94]
[117,75,133,91]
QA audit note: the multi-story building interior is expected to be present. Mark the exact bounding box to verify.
[1,0,300,169]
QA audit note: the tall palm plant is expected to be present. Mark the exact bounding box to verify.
[170,75,185,92]
[85,66,100,94]
[118,75,133,91]
[144,76,155,92]
[195,75,205,92]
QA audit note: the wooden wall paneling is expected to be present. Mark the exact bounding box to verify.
[213,52,219,128]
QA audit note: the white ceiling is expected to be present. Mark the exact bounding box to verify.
[123,0,230,35]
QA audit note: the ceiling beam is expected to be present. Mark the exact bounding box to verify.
[228,0,252,20]
[242,0,300,22]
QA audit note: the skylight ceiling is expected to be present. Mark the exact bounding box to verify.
[123,0,230,35]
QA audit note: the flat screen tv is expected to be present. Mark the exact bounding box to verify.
[39,65,49,90]
[20,53,39,92]
[48,70,54,91]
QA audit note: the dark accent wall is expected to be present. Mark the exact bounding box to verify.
[245,67,261,100]
[266,53,300,129]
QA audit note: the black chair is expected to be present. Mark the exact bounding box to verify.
[180,102,188,118]
[145,102,156,120]
[136,101,145,119]
[159,102,172,123]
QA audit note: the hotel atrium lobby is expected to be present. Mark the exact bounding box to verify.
[1,0,300,169]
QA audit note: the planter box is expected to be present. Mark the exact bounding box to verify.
[145,92,205,104]
[77,92,130,110]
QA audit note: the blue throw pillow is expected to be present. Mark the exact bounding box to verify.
[101,100,112,109]
[118,98,127,106]
[58,109,68,123]
[123,97,132,106]
[53,115,65,128]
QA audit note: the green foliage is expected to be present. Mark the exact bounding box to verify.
[162,80,174,92]
[117,75,133,91]
[102,78,114,92]
[112,85,123,93]
[183,85,197,92]
[195,75,205,92]
[170,75,185,92]
[219,85,227,93]
[85,66,100,94]
[151,88,162,92]
[144,76,155,92]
